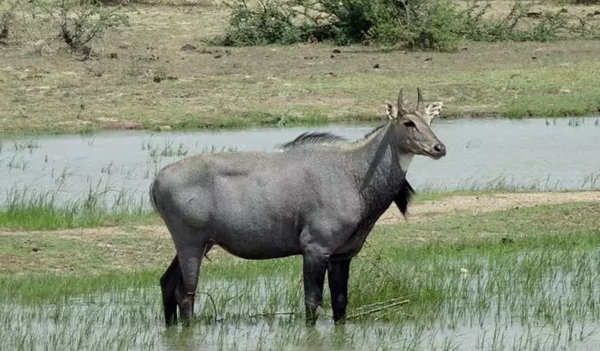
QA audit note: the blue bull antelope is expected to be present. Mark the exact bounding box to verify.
[150,88,447,326]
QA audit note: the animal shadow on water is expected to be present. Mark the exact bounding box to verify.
[152,88,447,327]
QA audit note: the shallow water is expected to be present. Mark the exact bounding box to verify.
[4,244,600,351]
[1,117,599,206]
[3,280,599,351]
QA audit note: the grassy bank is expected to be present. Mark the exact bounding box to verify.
[0,186,157,230]
[1,185,598,231]
[1,2,600,134]
[1,202,600,350]
[0,189,439,231]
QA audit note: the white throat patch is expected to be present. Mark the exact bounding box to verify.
[399,154,414,173]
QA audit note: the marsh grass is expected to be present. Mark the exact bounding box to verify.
[1,202,600,350]
[0,184,156,230]
[0,138,252,230]
[1,177,597,230]
[416,172,600,194]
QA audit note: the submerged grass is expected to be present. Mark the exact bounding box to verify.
[1,202,600,350]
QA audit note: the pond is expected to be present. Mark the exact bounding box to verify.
[1,117,599,207]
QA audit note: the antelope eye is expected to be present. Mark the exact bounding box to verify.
[404,120,416,128]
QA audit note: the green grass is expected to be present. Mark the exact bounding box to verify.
[2,201,599,303]
[0,182,596,230]
[0,187,158,230]
[0,187,492,231]
[0,202,158,230]
[1,202,600,350]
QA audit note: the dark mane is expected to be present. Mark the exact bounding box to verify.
[279,132,348,150]
[363,123,388,139]
[280,123,391,151]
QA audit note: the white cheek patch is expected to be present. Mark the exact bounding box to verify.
[399,154,414,173]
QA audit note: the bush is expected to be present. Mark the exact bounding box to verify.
[312,0,465,49]
[79,0,133,6]
[0,0,18,41]
[217,0,600,50]
[219,0,467,49]
[393,0,466,50]
[39,0,129,54]
[220,0,302,46]
[565,0,600,5]
[459,1,597,42]
[0,0,129,52]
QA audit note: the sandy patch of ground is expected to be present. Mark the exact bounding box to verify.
[378,191,600,224]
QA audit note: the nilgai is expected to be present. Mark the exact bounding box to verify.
[151,88,446,326]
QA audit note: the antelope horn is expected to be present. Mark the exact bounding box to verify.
[397,89,407,116]
[416,88,424,111]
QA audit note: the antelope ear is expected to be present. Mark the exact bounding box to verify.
[385,102,398,120]
[423,101,443,125]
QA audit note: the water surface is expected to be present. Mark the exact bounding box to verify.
[1,117,598,206]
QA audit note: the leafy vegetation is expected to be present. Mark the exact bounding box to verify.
[218,0,600,50]
[564,0,600,5]
[40,0,129,54]
[0,0,128,53]
[0,0,17,41]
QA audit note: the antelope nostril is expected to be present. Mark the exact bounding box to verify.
[434,144,445,153]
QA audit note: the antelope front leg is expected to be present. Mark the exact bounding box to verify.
[302,253,329,327]
[328,259,351,324]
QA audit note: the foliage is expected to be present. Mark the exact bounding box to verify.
[38,0,129,54]
[563,0,600,5]
[217,0,600,50]
[219,0,302,46]
[218,0,468,49]
[0,0,19,41]
[458,1,596,42]
[79,0,133,6]
[304,0,467,49]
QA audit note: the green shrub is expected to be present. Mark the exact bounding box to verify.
[80,0,132,5]
[38,0,129,54]
[394,0,465,50]
[0,0,18,41]
[459,1,596,42]
[564,0,600,5]
[220,0,302,46]
[217,0,600,50]
[219,0,466,49]
[316,0,393,44]
[312,0,464,49]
